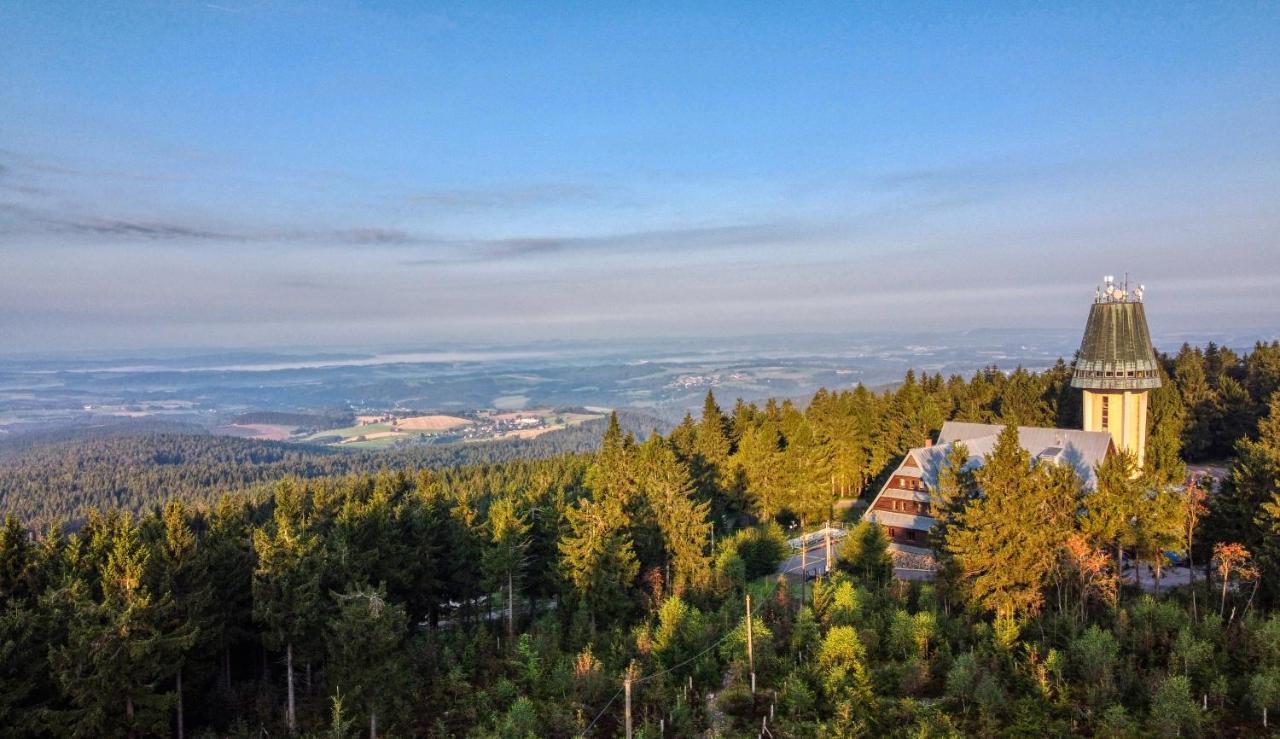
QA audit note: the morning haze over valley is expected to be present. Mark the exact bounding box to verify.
[1,3,1279,738]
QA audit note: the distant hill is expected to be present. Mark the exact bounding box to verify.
[0,409,664,530]
[0,418,210,456]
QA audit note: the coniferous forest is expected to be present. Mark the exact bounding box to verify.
[3,341,1280,736]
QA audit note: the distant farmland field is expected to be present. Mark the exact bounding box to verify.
[299,413,472,449]
[395,414,472,431]
[214,423,296,441]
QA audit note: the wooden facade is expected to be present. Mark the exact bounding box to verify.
[871,497,930,516]
[883,526,926,546]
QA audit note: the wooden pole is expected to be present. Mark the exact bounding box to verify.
[824,522,833,574]
[286,641,296,734]
[624,672,633,739]
[799,546,807,605]
[746,593,755,692]
[176,667,184,739]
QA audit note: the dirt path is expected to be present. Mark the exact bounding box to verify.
[702,668,735,737]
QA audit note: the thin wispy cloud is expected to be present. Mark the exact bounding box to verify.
[400,222,830,265]
[0,179,833,263]
[0,204,235,241]
[407,183,604,210]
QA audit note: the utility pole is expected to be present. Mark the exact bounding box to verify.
[824,521,833,574]
[746,593,755,693]
[624,669,633,739]
[799,545,807,606]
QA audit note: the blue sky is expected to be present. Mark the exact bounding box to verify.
[1,1,1278,353]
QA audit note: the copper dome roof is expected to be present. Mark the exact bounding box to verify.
[1071,300,1162,391]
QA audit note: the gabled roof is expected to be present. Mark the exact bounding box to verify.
[917,421,1114,490]
[860,421,1115,535]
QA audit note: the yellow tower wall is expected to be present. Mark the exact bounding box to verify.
[1082,390,1148,467]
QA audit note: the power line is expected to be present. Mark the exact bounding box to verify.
[581,687,623,737]
[580,574,786,736]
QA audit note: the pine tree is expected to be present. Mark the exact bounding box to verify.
[1129,481,1186,594]
[1145,370,1187,485]
[696,390,732,467]
[786,418,836,524]
[253,483,324,734]
[330,472,409,595]
[482,495,531,639]
[929,443,975,611]
[807,388,870,499]
[635,439,712,594]
[997,367,1051,426]
[326,585,411,739]
[817,625,876,731]
[1082,451,1144,572]
[668,413,699,461]
[47,515,195,737]
[0,578,58,734]
[402,471,450,627]
[201,494,255,693]
[737,418,786,522]
[558,493,639,628]
[0,515,33,601]
[1246,341,1280,413]
[445,485,486,625]
[1229,392,1280,605]
[1216,376,1255,456]
[837,520,894,585]
[1174,345,1218,461]
[150,501,211,739]
[929,442,976,547]
[585,412,635,506]
[692,391,734,518]
[947,425,1079,619]
[884,370,935,457]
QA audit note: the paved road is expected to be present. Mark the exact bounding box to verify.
[1125,563,1195,593]
[779,542,835,580]
[778,539,938,582]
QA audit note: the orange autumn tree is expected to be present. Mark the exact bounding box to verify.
[1213,542,1260,620]
[1061,534,1118,624]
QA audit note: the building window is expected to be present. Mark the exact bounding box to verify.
[1101,396,1110,429]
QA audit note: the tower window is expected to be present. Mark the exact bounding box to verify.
[1101,396,1110,429]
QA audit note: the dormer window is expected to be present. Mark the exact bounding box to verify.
[1037,447,1064,466]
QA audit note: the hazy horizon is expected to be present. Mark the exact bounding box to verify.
[2,324,1274,365]
[3,3,1278,354]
